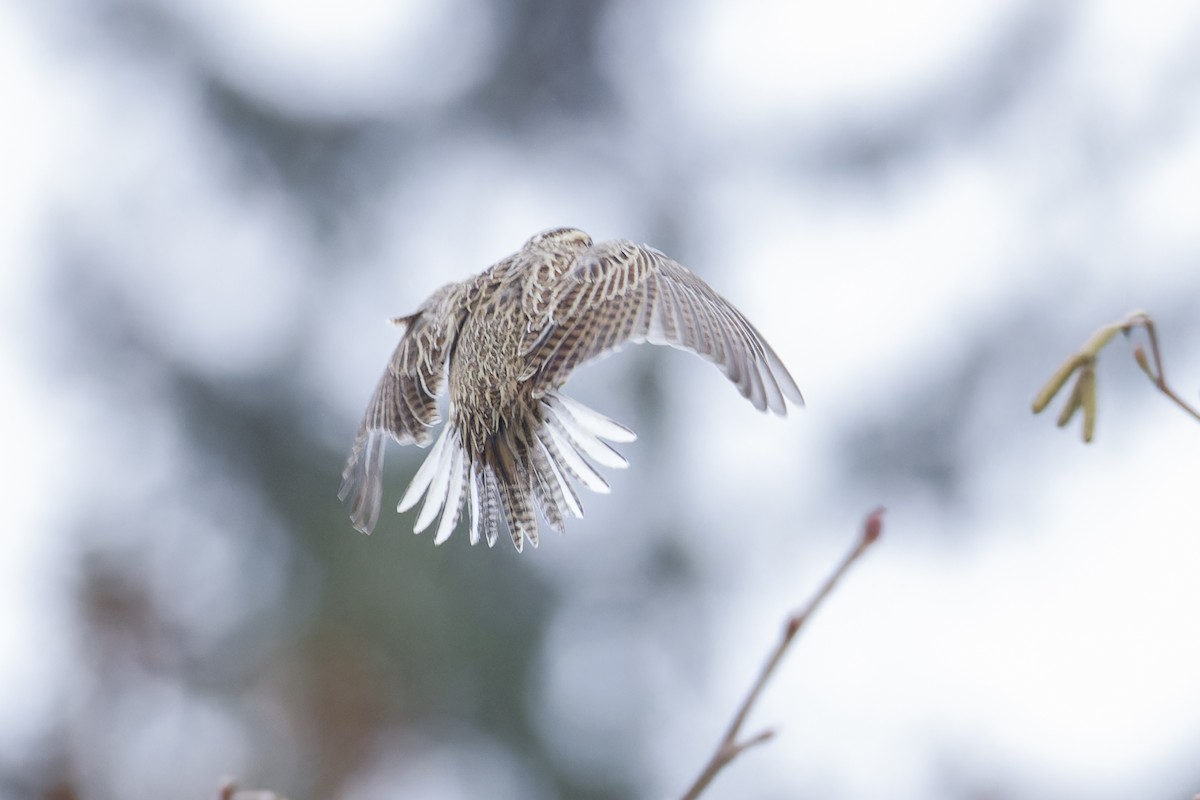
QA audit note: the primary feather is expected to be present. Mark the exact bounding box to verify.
[339,227,803,551]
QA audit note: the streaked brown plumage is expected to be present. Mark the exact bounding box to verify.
[339,227,803,551]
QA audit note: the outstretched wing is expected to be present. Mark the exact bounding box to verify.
[339,284,462,534]
[523,240,803,414]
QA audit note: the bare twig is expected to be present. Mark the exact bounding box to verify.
[678,508,885,800]
[1126,313,1200,424]
[1032,310,1200,442]
[217,778,287,800]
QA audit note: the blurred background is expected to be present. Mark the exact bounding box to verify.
[2,0,1200,798]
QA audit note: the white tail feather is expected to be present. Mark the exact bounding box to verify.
[538,437,584,518]
[545,398,629,469]
[398,428,449,513]
[552,393,637,442]
[434,445,466,544]
[467,462,482,545]
[414,430,456,533]
[544,423,610,494]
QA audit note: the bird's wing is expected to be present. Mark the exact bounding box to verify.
[340,284,463,533]
[523,240,803,414]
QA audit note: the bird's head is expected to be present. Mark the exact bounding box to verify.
[523,227,593,254]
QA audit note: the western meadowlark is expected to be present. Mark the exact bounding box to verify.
[340,227,803,551]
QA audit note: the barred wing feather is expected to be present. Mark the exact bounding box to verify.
[339,286,460,534]
[525,241,803,414]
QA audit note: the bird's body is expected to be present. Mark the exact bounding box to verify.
[340,227,803,551]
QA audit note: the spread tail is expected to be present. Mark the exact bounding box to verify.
[397,392,636,551]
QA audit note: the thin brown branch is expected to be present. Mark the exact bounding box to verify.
[217,778,287,800]
[1033,310,1200,441]
[678,507,885,800]
[1129,313,1200,424]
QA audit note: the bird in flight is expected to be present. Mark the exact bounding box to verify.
[339,228,803,551]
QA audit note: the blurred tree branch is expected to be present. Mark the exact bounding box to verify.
[678,508,885,800]
[1032,310,1200,442]
[217,778,287,800]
